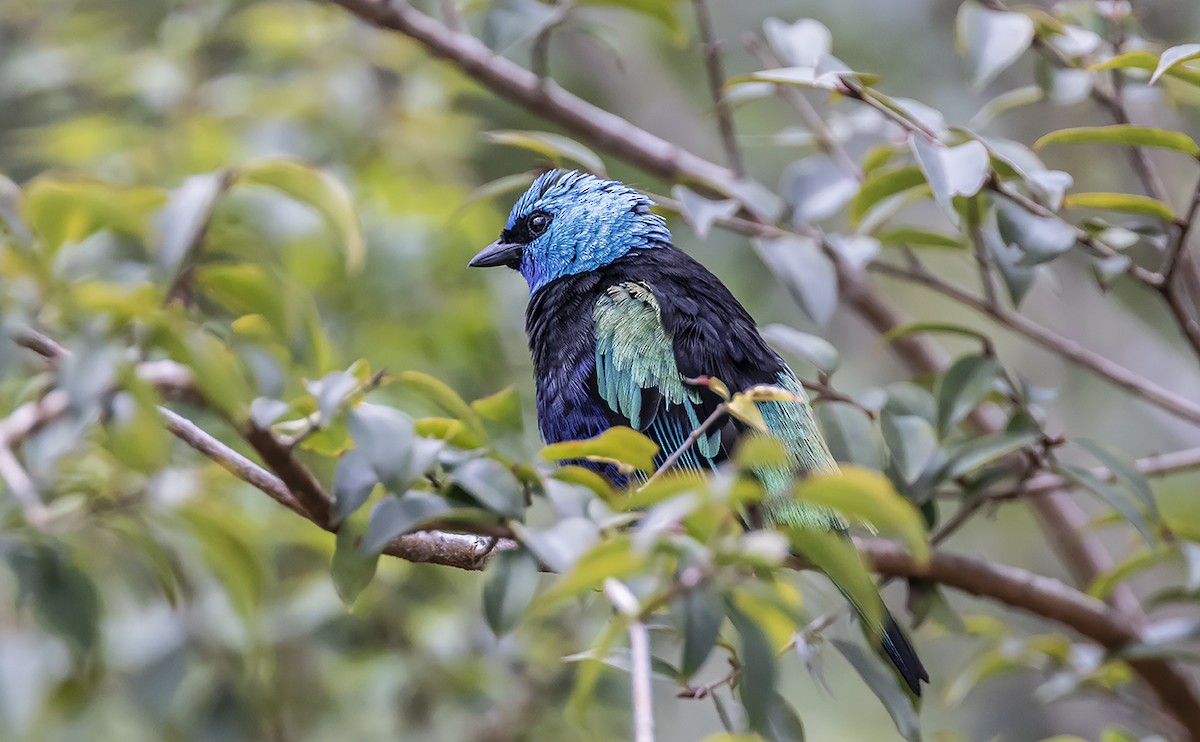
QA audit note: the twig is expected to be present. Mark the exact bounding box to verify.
[0,444,47,525]
[629,619,656,742]
[640,403,727,489]
[692,0,743,177]
[967,198,999,308]
[870,261,1200,426]
[163,169,235,306]
[745,36,861,180]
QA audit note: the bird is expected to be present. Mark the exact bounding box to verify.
[468,169,928,696]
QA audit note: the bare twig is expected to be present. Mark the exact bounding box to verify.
[640,403,728,489]
[0,444,46,525]
[870,260,1200,426]
[629,619,656,742]
[163,169,235,306]
[692,0,743,177]
[745,36,861,180]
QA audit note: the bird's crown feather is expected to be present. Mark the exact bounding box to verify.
[500,169,672,292]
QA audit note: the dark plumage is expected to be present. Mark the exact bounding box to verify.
[470,170,928,696]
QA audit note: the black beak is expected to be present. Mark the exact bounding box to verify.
[468,240,523,269]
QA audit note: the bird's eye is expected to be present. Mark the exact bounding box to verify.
[527,212,551,236]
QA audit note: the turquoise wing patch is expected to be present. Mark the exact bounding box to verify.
[593,282,721,471]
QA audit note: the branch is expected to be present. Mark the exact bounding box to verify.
[628,618,656,742]
[870,261,1200,426]
[745,36,861,180]
[325,0,736,191]
[640,401,727,489]
[691,0,743,178]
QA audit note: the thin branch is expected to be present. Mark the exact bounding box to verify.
[1166,178,1200,281]
[745,36,861,180]
[691,0,743,177]
[640,402,727,489]
[860,540,1200,742]
[629,619,656,742]
[967,198,999,308]
[163,169,235,306]
[870,260,1200,426]
[325,0,736,190]
[241,422,332,527]
[0,444,46,525]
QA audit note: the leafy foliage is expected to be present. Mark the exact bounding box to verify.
[0,0,1198,740]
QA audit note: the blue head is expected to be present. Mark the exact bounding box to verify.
[468,170,672,293]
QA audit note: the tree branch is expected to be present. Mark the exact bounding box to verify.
[691,0,743,178]
[870,261,1200,426]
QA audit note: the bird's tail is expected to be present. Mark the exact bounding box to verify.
[879,609,928,696]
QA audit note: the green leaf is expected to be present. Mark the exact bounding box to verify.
[1087,549,1163,600]
[909,137,990,224]
[817,402,882,469]
[8,544,101,656]
[849,166,927,227]
[361,491,452,554]
[1091,50,1200,88]
[541,427,659,473]
[726,599,778,736]
[680,585,725,678]
[395,371,486,445]
[154,170,232,279]
[331,509,379,605]
[578,0,684,40]
[832,639,922,741]
[763,17,830,68]
[753,236,837,326]
[482,547,540,635]
[196,263,289,337]
[1034,126,1200,157]
[449,458,525,519]
[763,692,807,742]
[471,386,524,430]
[512,517,600,572]
[761,324,839,374]
[881,321,989,350]
[671,185,740,239]
[787,526,883,639]
[783,156,859,223]
[993,196,1080,265]
[347,403,415,490]
[970,85,1043,128]
[1064,192,1177,222]
[1073,438,1159,521]
[881,412,938,484]
[237,157,365,272]
[305,370,358,426]
[21,176,166,254]
[874,227,964,250]
[482,130,607,175]
[940,431,1038,480]
[956,2,1035,88]
[332,448,379,521]
[1151,44,1200,85]
[541,536,646,605]
[728,67,878,92]
[1055,463,1155,545]
[793,467,929,564]
[980,206,1036,304]
[936,354,998,434]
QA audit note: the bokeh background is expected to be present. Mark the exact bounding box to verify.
[2,0,1200,739]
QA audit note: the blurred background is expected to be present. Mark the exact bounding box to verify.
[2,0,1200,739]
